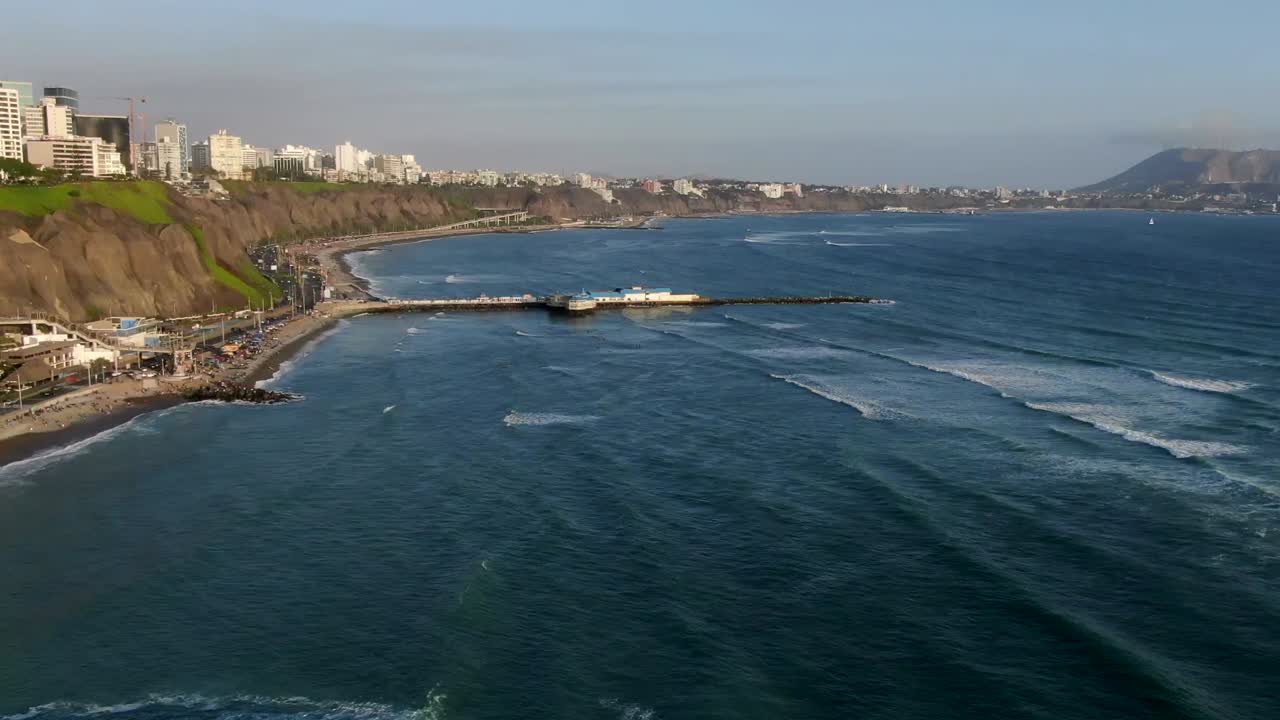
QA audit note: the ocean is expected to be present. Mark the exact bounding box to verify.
[1,212,1278,719]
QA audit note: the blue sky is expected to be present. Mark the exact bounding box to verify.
[5,0,1278,186]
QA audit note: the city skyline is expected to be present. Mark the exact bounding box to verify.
[5,1,1280,187]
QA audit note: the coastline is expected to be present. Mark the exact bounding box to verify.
[0,312,338,468]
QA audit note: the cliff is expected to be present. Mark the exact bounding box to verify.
[0,180,917,321]
[1081,148,1280,192]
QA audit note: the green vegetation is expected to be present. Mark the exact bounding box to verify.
[0,180,174,223]
[187,224,281,308]
[222,179,353,197]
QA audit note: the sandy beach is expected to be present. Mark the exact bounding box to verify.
[0,312,335,466]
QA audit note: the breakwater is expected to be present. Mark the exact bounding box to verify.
[324,294,889,316]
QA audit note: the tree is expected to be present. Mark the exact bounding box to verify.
[0,157,39,179]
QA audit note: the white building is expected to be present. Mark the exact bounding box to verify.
[477,169,500,186]
[760,183,785,199]
[155,138,182,179]
[785,182,803,198]
[153,119,189,177]
[574,172,592,187]
[673,178,698,196]
[24,136,122,177]
[335,141,358,173]
[208,130,244,179]
[0,88,21,161]
[22,97,74,140]
[402,154,422,184]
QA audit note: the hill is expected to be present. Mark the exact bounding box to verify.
[1081,148,1280,192]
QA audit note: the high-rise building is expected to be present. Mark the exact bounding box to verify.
[155,138,182,180]
[374,154,405,182]
[242,144,261,170]
[575,172,592,187]
[138,142,160,175]
[641,179,663,194]
[673,178,696,196]
[0,81,34,137]
[74,115,131,170]
[0,88,22,161]
[153,119,189,177]
[190,141,210,170]
[208,129,243,179]
[335,141,358,173]
[42,87,79,111]
[254,146,273,169]
[23,98,74,138]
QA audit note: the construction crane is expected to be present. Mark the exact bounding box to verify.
[91,96,147,172]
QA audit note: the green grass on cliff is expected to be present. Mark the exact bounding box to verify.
[0,181,174,223]
[222,179,353,197]
[187,224,281,308]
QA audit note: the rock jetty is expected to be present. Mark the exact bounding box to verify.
[186,381,297,404]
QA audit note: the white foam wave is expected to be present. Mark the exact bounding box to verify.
[662,321,728,328]
[763,322,806,330]
[0,409,172,484]
[825,239,893,247]
[542,365,579,375]
[514,330,538,337]
[382,405,397,414]
[1,692,446,720]
[748,346,854,361]
[742,231,809,245]
[771,374,894,420]
[1151,372,1254,394]
[256,320,348,389]
[503,411,601,427]
[598,698,657,720]
[405,327,427,335]
[1024,401,1248,459]
[445,273,465,284]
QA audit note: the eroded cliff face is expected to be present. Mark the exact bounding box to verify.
[0,182,889,321]
[0,184,468,320]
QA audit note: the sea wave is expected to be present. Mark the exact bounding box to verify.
[598,698,657,720]
[503,411,602,427]
[824,239,893,247]
[1,692,446,720]
[748,347,854,361]
[256,320,348,389]
[1024,402,1248,459]
[1150,372,1254,394]
[771,374,897,420]
[0,409,152,481]
[662,321,728,328]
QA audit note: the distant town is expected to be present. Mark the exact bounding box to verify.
[5,80,1277,215]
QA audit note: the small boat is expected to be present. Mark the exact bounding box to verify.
[1148,218,1155,225]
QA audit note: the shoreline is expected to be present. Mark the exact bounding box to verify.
[0,312,338,468]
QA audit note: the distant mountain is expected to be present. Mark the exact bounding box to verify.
[1081,148,1280,192]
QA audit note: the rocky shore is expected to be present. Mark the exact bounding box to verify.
[186,381,297,404]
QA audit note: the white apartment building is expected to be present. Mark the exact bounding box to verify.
[673,178,696,195]
[153,120,189,177]
[760,183,785,199]
[155,138,183,179]
[24,136,123,177]
[476,169,500,186]
[0,88,21,161]
[208,129,244,179]
[242,144,261,170]
[335,141,358,173]
[574,172,592,187]
[22,98,74,139]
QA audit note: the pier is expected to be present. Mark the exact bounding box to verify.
[321,290,886,316]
